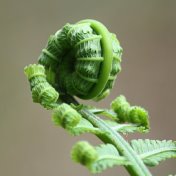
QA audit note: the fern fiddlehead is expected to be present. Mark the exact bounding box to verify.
[24,19,176,176]
[38,19,122,100]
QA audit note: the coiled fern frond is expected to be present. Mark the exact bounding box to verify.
[24,19,176,176]
[38,19,122,100]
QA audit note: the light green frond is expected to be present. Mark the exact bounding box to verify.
[104,120,149,134]
[89,108,117,120]
[130,139,176,167]
[88,143,129,173]
[69,118,102,135]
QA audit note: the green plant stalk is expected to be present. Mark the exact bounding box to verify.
[79,109,152,176]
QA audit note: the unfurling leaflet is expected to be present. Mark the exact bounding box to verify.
[24,64,59,109]
[71,141,98,166]
[111,95,149,130]
[52,103,81,129]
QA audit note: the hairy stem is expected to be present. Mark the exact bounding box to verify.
[79,109,152,176]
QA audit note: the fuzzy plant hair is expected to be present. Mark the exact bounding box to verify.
[24,19,176,176]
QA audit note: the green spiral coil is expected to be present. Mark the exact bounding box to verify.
[38,19,122,100]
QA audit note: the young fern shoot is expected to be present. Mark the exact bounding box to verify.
[24,19,176,176]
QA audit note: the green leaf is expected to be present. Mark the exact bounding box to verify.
[130,139,176,167]
[105,120,149,134]
[69,118,102,135]
[89,107,149,134]
[89,108,117,120]
[88,144,129,173]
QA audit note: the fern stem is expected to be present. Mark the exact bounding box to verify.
[79,109,152,176]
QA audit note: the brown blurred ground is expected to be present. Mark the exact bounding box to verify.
[0,0,176,176]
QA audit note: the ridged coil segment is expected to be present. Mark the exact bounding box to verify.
[24,64,59,109]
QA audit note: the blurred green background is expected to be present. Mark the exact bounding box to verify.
[0,0,176,175]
